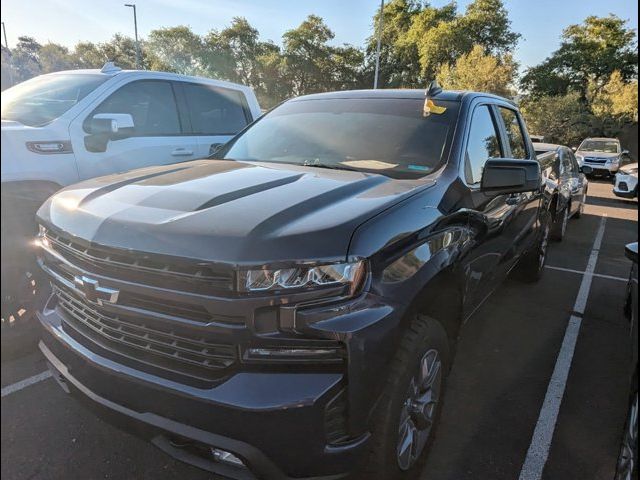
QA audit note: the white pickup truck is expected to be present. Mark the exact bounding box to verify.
[1,63,261,323]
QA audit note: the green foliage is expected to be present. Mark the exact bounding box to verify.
[520,92,596,146]
[589,71,639,121]
[521,15,638,97]
[146,26,203,74]
[367,0,520,86]
[436,44,517,97]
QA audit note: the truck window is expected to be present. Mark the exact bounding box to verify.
[498,107,528,159]
[88,80,181,136]
[181,83,249,135]
[221,97,460,179]
[560,150,573,175]
[465,105,502,185]
[1,73,108,127]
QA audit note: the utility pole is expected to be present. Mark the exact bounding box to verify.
[1,21,13,87]
[124,4,141,69]
[373,0,385,89]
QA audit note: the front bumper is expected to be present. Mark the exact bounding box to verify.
[38,306,373,480]
[584,163,619,175]
[614,173,638,199]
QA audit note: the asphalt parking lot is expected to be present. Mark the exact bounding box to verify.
[1,179,637,480]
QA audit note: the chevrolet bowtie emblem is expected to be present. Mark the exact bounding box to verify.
[73,275,119,305]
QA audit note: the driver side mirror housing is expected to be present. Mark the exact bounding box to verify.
[85,113,135,152]
[88,113,135,135]
[481,159,541,195]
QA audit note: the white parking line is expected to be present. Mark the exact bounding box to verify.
[1,371,52,398]
[519,215,608,480]
[545,265,628,282]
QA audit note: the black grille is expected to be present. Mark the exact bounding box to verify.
[324,389,350,445]
[618,182,629,191]
[55,285,238,383]
[44,261,243,326]
[45,230,234,294]
[584,157,607,165]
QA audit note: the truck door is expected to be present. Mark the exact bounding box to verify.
[70,79,199,180]
[175,82,253,158]
[460,103,514,313]
[493,106,540,268]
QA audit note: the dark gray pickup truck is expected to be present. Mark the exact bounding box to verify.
[36,85,552,480]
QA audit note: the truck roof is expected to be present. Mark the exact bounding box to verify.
[39,68,254,92]
[534,143,566,152]
[292,89,515,104]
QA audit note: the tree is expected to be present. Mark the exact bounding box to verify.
[11,36,42,82]
[281,15,335,96]
[520,92,597,146]
[590,70,639,121]
[73,41,106,68]
[1,46,13,90]
[366,0,519,87]
[38,43,75,73]
[146,26,203,74]
[201,16,289,107]
[521,15,638,98]
[365,0,425,88]
[330,44,365,91]
[436,44,517,97]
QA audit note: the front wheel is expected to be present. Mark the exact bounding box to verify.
[362,314,450,480]
[574,190,587,219]
[513,213,551,283]
[551,204,569,241]
[616,390,638,480]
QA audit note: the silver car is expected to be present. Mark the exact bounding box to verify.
[575,137,633,176]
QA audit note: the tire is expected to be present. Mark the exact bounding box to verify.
[550,204,569,242]
[615,388,638,480]
[574,190,587,219]
[513,212,551,283]
[361,314,450,480]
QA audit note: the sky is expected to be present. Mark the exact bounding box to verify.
[1,0,638,70]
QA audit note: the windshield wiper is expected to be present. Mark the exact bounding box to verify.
[302,162,362,172]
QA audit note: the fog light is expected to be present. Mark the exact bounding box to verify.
[245,346,344,362]
[210,448,245,468]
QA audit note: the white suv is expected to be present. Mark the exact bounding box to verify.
[1,63,260,322]
[574,137,632,176]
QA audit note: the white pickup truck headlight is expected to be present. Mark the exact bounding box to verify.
[241,260,366,295]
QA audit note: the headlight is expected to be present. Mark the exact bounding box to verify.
[621,167,638,175]
[608,157,620,165]
[241,260,366,295]
[576,155,584,164]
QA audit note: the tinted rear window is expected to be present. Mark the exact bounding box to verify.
[181,83,249,135]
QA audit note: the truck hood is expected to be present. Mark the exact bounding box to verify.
[38,159,436,265]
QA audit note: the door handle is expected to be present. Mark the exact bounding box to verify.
[171,148,194,156]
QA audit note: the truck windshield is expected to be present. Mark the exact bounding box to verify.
[220,97,459,179]
[1,74,109,127]
[578,140,620,154]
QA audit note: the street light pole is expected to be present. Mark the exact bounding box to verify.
[124,4,141,69]
[373,0,385,89]
[1,21,14,87]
